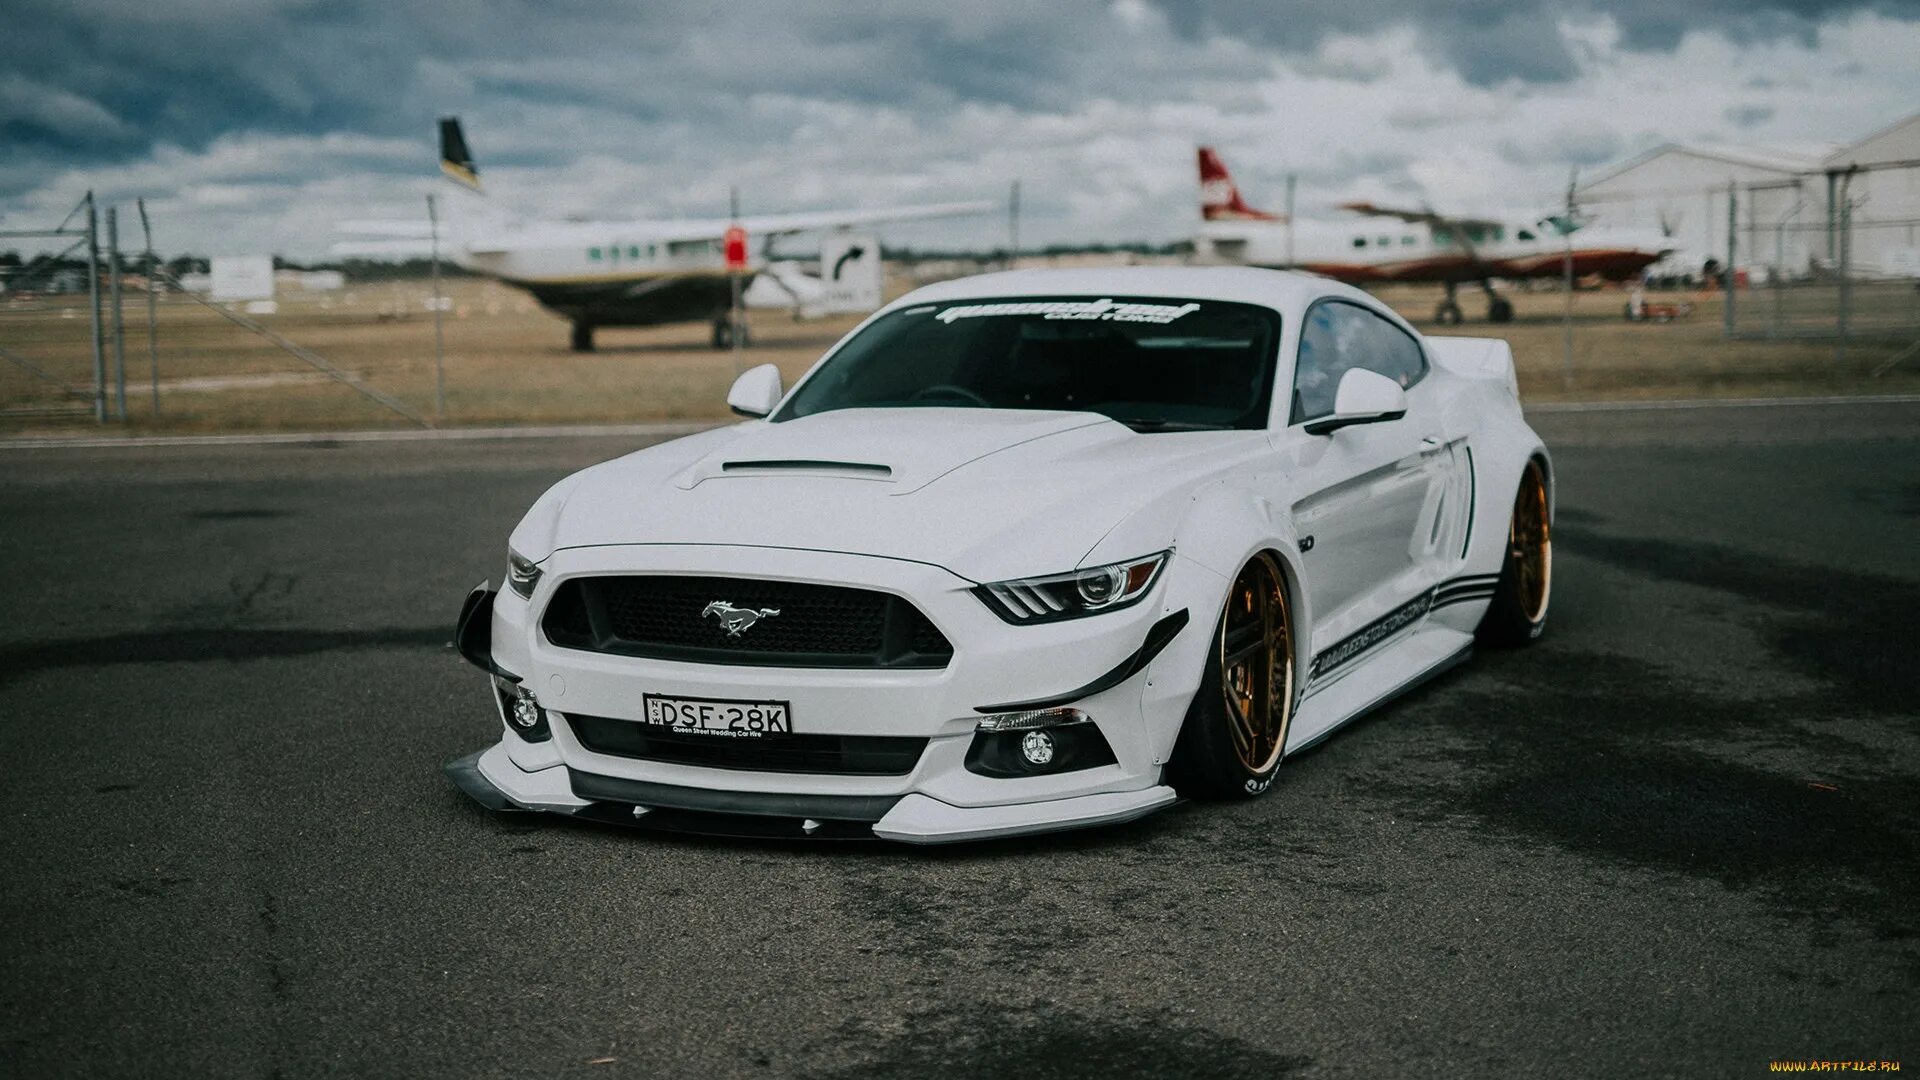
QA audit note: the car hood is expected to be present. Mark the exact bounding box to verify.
[534,408,1266,583]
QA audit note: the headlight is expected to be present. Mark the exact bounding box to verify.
[974,551,1168,624]
[506,549,543,599]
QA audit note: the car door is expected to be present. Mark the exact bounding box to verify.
[1280,299,1455,642]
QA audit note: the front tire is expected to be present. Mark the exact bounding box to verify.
[1166,552,1295,799]
[1478,459,1552,645]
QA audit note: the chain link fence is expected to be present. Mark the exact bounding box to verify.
[1724,163,1920,369]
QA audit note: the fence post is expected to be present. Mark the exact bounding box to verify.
[108,205,126,421]
[1722,183,1737,338]
[427,193,445,423]
[138,198,159,414]
[85,192,106,424]
[1835,193,1851,364]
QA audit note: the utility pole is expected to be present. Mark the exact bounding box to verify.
[85,192,106,424]
[1836,175,1853,363]
[1008,180,1020,269]
[1284,174,1297,267]
[427,193,445,422]
[138,198,159,413]
[108,205,126,420]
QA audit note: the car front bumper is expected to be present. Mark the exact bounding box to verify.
[446,544,1216,843]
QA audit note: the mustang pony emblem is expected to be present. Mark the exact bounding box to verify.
[702,600,781,637]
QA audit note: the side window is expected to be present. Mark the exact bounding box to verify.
[1290,301,1429,424]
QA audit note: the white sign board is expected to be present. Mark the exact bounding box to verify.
[211,255,275,302]
[814,233,882,315]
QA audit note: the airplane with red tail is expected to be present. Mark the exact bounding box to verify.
[1194,147,1672,323]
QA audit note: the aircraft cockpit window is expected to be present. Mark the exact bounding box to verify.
[1517,229,1535,241]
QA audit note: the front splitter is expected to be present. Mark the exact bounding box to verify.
[444,744,1179,844]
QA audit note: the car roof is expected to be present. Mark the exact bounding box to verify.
[890,266,1356,313]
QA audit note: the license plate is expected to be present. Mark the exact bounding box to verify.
[641,693,792,737]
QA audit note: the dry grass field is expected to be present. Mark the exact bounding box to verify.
[2,273,1917,435]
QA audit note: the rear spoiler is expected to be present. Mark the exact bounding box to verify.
[1424,336,1519,401]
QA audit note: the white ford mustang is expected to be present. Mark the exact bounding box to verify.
[448,267,1552,843]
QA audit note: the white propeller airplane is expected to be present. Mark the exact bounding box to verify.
[335,118,996,350]
[1193,147,1673,324]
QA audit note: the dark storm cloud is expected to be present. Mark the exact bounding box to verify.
[1152,0,1906,84]
[1,0,1905,181]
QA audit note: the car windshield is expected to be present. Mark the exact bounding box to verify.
[774,295,1282,431]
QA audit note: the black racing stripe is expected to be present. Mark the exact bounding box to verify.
[1308,590,1436,682]
[1461,446,1477,560]
[1433,590,1496,609]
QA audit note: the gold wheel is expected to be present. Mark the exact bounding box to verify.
[1218,552,1293,774]
[1511,460,1552,623]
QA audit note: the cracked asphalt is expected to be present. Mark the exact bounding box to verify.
[2,398,1916,1078]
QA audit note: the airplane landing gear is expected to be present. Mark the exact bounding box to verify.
[710,314,750,350]
[571,321,595,352]
[1481,279,1514,323]
[1435,282,1464,325]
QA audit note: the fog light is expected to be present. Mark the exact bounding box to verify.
[492,674,551,743]
[964,717,1118,779]
[510,689,542,730]
[1020,730,1056,767]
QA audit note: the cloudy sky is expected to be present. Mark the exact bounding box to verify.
[2,0,1916,258]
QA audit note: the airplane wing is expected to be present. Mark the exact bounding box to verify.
[1337,201,1503,232]
[737,200,999,238]
[605,201,997,244]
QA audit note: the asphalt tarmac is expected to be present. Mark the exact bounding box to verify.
[2,398,1916,1078]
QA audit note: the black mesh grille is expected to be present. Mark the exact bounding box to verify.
[542,575,953,668]
[566,713,927,776]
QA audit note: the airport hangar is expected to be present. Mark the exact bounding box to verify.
[1578,109,1920,280]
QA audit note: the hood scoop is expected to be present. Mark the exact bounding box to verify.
[719,459,893,481]
[672,408,1110,492]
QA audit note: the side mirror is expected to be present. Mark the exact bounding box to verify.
[1303,369,1408,435]
[727,363,784,418]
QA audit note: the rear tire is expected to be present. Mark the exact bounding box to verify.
[1166,553,1295,800]
[1477,459,1552,645]
[570,321,595,352]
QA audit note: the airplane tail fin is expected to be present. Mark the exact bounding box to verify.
[1198,147,1280,222]
[440,117,482,192]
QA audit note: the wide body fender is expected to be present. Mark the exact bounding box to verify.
[1085,481,1314,765]
[1431,367,1554,586]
